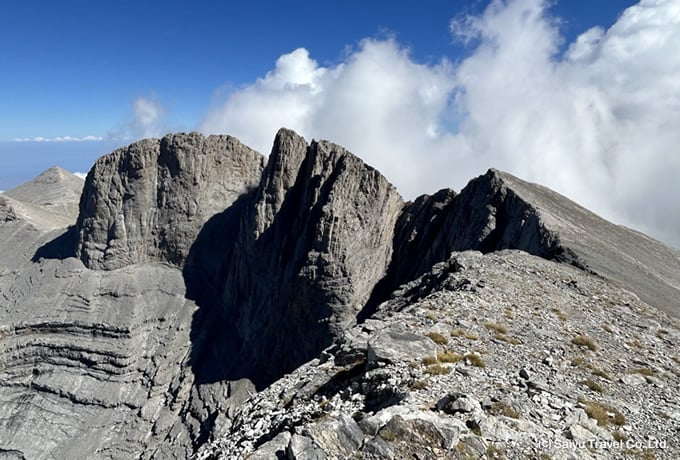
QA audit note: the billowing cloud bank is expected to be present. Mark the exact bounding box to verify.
[201,0,680,248]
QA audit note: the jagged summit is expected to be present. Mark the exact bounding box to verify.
[1,128,679,459]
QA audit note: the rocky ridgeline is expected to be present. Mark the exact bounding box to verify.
[0,129,679,459]
[197,251,680,459]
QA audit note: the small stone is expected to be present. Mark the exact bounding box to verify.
[620,374,647,386]
[567,424,595,442]
[437,394,478,414]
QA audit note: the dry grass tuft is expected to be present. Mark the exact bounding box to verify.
[425,364,450,375]
[489,402,521,419]
[484,322,508,334]
[426,331,449,345]
[437,351,463,363]
[581,379,604,393]
[465,353,486,368]
[578,398,625,426]
[572,334,598,351]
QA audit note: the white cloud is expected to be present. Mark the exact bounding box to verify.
[13,135,104,142]
[131,96,165,138]
[200,0,680,248]
[106,96,167,142]
[73,172,88,179]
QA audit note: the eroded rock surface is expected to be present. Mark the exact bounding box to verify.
[76,133,264,269]
[1,129,679,460]
[198,251,680,459]
[194,128,404,387]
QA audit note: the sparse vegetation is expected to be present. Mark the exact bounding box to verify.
[484,322,508,334]
[426,331,448,345]
[578,398,626,426]
[590,368,611,380]
[425,364,450,375]
[489,402,520,419]
[422,356,438,366]
[379,428,397,442]
[465,353,486,368]
[451,329,479,340]
[551,308,568,321]
[622,449,657,460]
[626,339,644,349]
[613,431,628,442]
[632,367,655,376]
[581,379,604,393]
[437,350,463,363]
[572,334,598,351]
[493,333,522,345]
[410,379,428,390]
[570,356,587,366]
[486,443,507,459]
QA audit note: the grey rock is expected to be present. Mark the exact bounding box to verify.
[566,424,595,442]
[287,434,326,460]
[3,166,84,225]
[367,328,437,365]
[211,128,404,386]
[304,414,363,457]
[379,414,461,451]
[620,373,648,386]
[372,169,680,317]
[76,132,265,269]
[249,431,291,459]
[437,394,479,414]
[3,128,680,460]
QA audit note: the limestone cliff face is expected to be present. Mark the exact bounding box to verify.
[200,128,405,387]
[76,133,264,269]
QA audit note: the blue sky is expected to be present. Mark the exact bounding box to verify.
[1,1,633,143]
[3,0,679,249]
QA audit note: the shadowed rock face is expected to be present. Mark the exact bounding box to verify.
[191,128,404,387]
[375,169,680,317]
[1,129,679,459]
[75,133,265,269]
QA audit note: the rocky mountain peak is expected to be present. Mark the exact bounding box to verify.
[190,130,405,388]
[1,166,85,229]
[75,132,265,270]
[1,129,679,459]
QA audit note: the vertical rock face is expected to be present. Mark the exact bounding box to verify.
[202,128,404,387]
[76,133,265,269]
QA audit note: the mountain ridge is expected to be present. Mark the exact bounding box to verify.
[0,128,678,459]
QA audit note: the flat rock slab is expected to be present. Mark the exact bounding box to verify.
[367,328,437,364]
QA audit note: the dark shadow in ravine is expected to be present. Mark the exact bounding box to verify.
[185,150,346,391]
[184,190,255,387]
[32,226,79,262]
